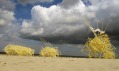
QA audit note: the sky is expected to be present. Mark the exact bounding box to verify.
[0,0,119,56]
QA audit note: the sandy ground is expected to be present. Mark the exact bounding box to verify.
[0,55,119,71]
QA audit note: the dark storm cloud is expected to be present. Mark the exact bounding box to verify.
[20,26,92,44]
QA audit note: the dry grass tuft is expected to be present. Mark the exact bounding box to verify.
[4,44,35,56]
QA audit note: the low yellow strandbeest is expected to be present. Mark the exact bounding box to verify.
[4,44,35,56]
[39,38,61,57]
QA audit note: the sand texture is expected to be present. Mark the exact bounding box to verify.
[0,55,119,71]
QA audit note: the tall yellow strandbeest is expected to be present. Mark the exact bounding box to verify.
[81,18,116,59]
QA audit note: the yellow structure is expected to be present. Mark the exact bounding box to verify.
[84,34,116,59]
[82,18,116,59]
[4,44,35,56]
[40,46,60,57]
[39,38,60,57]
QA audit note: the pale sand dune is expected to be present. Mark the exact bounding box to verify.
[0,55,119,71]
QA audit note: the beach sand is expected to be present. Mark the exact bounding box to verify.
[0,55,119,71]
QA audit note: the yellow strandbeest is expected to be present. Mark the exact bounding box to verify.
[4,44,35,56]
[39,38,61,57]
[82,18,116,59]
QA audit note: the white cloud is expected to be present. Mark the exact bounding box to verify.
[59,0,80,9]
[0,8,15,26]
[21,0,86,37]
[89,0,101,5]
[82,0,101,5]
[18,0,54,5]
[0,0,15,11]
[20,0,119,44]
[0,0,16,26]
[0,0,20,42]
